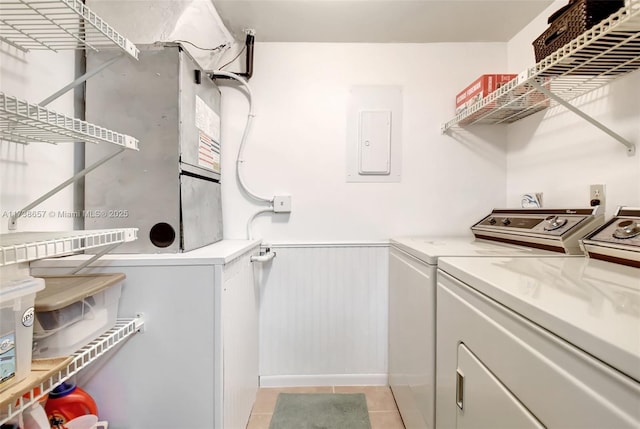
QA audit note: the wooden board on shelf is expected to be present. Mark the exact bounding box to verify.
[0,356,72,409]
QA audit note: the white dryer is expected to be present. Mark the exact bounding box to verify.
[435,207,640,428]
[389,208,603,429]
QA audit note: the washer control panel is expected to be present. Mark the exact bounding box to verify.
[477,213,588,236]
[472,208,603,254]
[581,207,640,267]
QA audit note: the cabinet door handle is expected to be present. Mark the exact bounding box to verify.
[456,370,464,410]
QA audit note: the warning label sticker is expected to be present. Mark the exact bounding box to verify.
[198,131,220,173]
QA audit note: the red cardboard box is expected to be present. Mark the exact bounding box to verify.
[455,74,517,114]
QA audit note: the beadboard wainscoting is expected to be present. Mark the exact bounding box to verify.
[257,243,390,387]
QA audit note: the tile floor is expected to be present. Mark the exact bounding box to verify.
[246,385,405,429]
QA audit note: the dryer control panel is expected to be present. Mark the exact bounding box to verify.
[472,208,604,254]
[581,207,640,267]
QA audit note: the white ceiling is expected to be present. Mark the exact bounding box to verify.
[212,0,554,43]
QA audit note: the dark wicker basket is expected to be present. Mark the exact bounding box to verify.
[533,0,625,62]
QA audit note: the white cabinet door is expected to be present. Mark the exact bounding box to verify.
[456,343,544,429]
[389,247,435,429]
[30,264,218,429]
[221,254,259,429]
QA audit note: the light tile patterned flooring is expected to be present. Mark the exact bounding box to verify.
[246,385,406,429]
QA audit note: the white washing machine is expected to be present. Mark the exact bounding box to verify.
[435,207,640,428]
[389,207,603,429]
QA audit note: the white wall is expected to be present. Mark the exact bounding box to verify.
[219,41,510,385]
[0,47,76,233]
[220,42,509,242]
[506,1,640,214]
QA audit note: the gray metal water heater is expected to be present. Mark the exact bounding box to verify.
[85,43,223,253]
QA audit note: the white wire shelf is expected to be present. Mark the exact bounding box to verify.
[0,0,138,59]
[0,317,144,425]
[0,92,139,148]
[442,0,640,131]
[0,228,138,266]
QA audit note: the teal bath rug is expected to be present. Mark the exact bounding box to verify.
[269,393,372,429]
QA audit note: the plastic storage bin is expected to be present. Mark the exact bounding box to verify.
[0,277,45,392]
[32,274,125,359]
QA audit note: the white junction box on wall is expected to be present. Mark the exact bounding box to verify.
[273,195,292,213]
[347,86,402,182]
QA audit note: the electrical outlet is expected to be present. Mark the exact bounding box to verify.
[590,184,606,208]
[273,195,292,213]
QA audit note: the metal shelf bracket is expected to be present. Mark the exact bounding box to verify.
[529,80,636,156]
[68,243,121,274]
[40,53,126,107]
[8,148,125,230]
[135,313,146,333]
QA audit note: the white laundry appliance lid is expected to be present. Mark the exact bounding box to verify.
[393,207,605,263]
[391,236,557,265]
[438,256,640,382]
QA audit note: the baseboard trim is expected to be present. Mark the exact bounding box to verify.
[263,242,390,249]
[259,374,388,387]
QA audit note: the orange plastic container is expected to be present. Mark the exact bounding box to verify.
[44,382,98,428]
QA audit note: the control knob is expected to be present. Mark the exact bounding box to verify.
[488,217,497,225]
[501,218,511,226]
[544,215,567,231]
[613,220,640,239]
